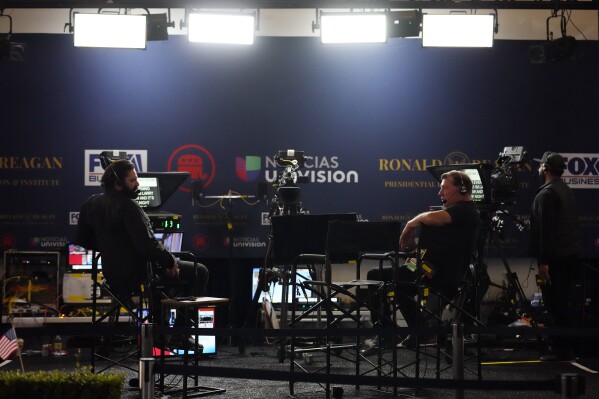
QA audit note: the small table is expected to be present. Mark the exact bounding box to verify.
[159,296,229,398]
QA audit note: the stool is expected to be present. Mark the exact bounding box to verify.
[159,296,229,398]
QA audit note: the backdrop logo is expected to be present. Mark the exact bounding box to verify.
[0,233,16,251]
[30,236,68,248]
[232,236,267,248]
[236,156,261,182]
[0,156,62,170]
[264,155,358,184]
[69,212,80,225]
[561,153,599,189]
[193,233,210,251]
[167,144,216,193]
[444,151,471,165]
[84,149,147,186]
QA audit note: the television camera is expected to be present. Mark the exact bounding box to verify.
[490,146,529,208]
[270,149,309,216]
[427,146,528,213]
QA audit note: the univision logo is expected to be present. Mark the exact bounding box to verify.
[236,156,261,182]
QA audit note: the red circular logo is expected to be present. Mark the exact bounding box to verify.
[193,233,210,252]
[0,234,17,251]
[167,144,216,193]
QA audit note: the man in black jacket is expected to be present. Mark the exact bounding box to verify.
[75,159,209,318]
[530,151,582,361]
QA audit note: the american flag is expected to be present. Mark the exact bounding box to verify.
[0,326,19,360]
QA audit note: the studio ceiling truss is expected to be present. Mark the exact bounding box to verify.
[1,0,599,11]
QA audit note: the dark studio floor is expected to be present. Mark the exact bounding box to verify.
[2,333,598,399]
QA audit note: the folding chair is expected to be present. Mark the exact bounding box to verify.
[90,251,152,375]
[288,221,402,398]
[269,213,358,362]
[394,224,484,384]
[90,251,194,376]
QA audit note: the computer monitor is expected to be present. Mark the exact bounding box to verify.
[426,163,493,206]
[67,232,182,272]
[165,307,217,356]
[251,267,324,306]
[67,244,101,272]
[154,232,184,253]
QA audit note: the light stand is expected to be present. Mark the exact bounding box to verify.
[192,187,260,345]
[240,150,311,353]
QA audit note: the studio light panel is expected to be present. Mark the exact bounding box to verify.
[422,14,494,48]
[320,13,387,44]
[188,13,255,45]
[74,13,147,49]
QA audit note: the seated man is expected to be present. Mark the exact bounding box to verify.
[75,159,209,337]
[363,170,480,354]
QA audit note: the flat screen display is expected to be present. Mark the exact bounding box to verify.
[154,232,184,253]
[165,307,217,356]
[67,244,101,272]
[251,267,324,305]
[67,232,182,272]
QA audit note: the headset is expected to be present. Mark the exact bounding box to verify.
[107,162,121,185]
[457,172,468,195]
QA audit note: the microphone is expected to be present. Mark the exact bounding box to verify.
[441,190,457,204]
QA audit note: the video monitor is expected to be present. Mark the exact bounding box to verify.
[426,163,493,206]
[67,232,182,272]
[154,232,184,253]
[67,244,101,272]
[147,307,217,356]
[164,307,217,356]
[252,267,320,305]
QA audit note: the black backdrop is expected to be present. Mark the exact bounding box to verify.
[1,35,598,325]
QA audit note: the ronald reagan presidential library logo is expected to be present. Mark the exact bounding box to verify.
[85,149,147,186]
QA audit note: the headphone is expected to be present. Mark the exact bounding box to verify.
[107,162,121,185]
[457,172,468,195]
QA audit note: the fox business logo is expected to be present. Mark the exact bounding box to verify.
[561,153,599,189]
[84,150,147,186]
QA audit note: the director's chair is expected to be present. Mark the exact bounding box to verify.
[393,224,484,386]
[288,220,403,398]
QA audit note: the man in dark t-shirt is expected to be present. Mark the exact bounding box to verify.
[363,170,480,354]
[530,152,582,361]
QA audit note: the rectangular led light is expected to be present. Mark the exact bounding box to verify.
[74,14,147,49]
[422,14,494,48]
[188,13,255,45]
[320,13,387,44]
